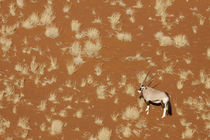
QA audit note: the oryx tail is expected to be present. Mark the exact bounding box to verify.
[165,92,172,115]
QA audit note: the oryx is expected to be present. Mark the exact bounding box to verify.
[138,71,172,118]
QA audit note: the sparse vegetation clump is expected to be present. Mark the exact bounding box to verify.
[116,32,132,42]
[122,106,140,120]
[98,127,112,140]
[45,25,59,39]
[50,120,64,135]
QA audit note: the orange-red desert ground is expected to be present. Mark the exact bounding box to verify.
[0,0,209,139]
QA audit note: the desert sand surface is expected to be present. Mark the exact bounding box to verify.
[0,0,209,139]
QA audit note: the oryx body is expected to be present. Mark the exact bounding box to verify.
[138,72,172,118]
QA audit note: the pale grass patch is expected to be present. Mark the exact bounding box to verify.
[116,32,132,42]
[154,31,173,46]
[87,75,93,84]
[73,55,84,65]
[109,87,116,96]
[176,107,183,116]
[173,34,189,48]
[179,70,193,80]
[74,109,83,118]
[126,8,134,15]
[0,116,10,134]
[30,57,46,75]
[22,12,39,29]
[114,98,119,104]
[133,0,143,8]
[80,78,86,87]
[17,117,30,130]
[15,63,29,75]
[0,37,12,52]
[192,26,197,34]
[50,120,64,135]
[155,0,174,29]
[96,85,106,99]
[95,117,103,125]
[136,72,146,83]
[40,5,55,25]
[129,16,135,23]
[45,25,59,39]
[122,106,139,120]
[16,0,24,8]
[125,84,135,96]
[0,23,19,36]
[86,28,100,40]
[83,40,102,57]
[9,2,16,16]
[121,125,132,138]
[63,5,71,13]
[181,127,195,139]
[40,122,47,132]
[66,62,77,75]
[119,74,126,88]
[201,112,210,120]
[92,17,102,24]
[137,98,145,112]
[48,56,59,72]
[108,12,121,30]
[111,113,119,122]
[62,95,73,102]
[71,20,81,32]
[70,41,82,56]
[59,109,67,117]
[95,64,102,76]
[37,100,47,111]
[135,119,147,129]
[200,70,210,89]
[75,31,85,39]
[48,92,57,103]
[125,53,145,61]
[183,97,205,112]
[205,122,210,130]
[98,127,112,140]
[207,48,210,60]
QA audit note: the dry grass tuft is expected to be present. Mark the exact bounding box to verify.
[83,40,102,57]
[122,106,139,120]
[119,75,127,88]
[98,127,112,140]
[0,116,10,134]
[16,0,24,8]
[116,32,132,42]
[48,56,59,71]
[37,100,47,111]
[74,109,83,118]
[108,12,121,30]
[173,34,189,48]
[50,120,64,135]
[95,64,102,76]
[155,0,174,29]
[154,31,173,46]
[15,63,29,75]
[200,70,210,89]
[9,2,16,16]
[0,37,12,52]
[125,84,135,96]
[45,25,59,39]
[207,48,210,60]
[96,85,107,99]
[17,117,31,130]
[40,5,55,25]
[22,12,39,29]
[86,28,100,40]
[71,20,81,32]
[70,41,82,56]
[66,62,77,75]
[95,117,103,125]
[181,127,195,139]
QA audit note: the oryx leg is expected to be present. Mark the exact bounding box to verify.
[145,101,150,115]
[161,100,167,118]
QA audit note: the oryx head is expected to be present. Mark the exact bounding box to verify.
[138,71,156,94]
[138,83,147,94]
